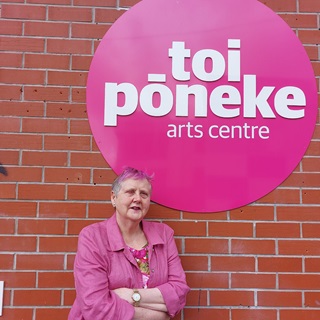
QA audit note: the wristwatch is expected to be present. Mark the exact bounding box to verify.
[132,289,141,307]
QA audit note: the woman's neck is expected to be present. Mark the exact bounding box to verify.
[116,214,147,249]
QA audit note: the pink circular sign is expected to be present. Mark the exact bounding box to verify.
[87,0,317,212]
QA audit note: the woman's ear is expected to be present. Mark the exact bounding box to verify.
[111,191,116,207]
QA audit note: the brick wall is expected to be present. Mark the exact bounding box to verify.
[0,0,319,319]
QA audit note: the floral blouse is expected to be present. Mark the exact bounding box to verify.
[128,243,150,288]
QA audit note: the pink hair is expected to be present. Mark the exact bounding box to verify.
[112,167,153,195]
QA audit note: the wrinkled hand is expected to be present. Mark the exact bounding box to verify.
[112,288,133,304]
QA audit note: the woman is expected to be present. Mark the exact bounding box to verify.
[68,167,190,320]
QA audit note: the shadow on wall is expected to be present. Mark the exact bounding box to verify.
[0,163,8,176]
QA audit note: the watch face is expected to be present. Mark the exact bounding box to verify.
[132,293,141,302]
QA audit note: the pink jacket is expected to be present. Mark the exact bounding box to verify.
[68,214,190,320]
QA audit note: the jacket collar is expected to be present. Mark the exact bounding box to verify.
[106,213,165,252]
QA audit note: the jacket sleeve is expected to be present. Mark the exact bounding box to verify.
[73,226,135,320]
[156,226,190,318]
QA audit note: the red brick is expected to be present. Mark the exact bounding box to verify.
[1,4,46,20]
[186,289,208,306]
[184,308,229,320]
[181,255,209,271]
[165,221,206,236]
[277,206,320,221]
[231,239,275,255]
[70,152,109,167]
[87,202,115,219]
[47,70,87,86]
[0,201,37,217]
[302,189,320,204]
[25,21,69,37]
[280,274,320,290]
[47,39,92,54]
[0,133,42,150]
[25,53,70,70]
[49,6,92,22]
[24,86,69,102]
[16,254,64,270]
[39,202,86,218]
[210,290,254,306]
[71,23,110,39]
[27,0,70,4]
[305,258,320,272]
[281,173,320,187]
[211,256,255,271]
[39,236,78,252]
[95,8,126,23]
[302,223,320,238]
[18,184,65,200]
[0,101,44,117]
[279,240,320,255]
[71,87,86,103]
[258,257,302,272]
[305,291,320,307]
[71,55,92,71]
[260,0,296,11]
[74,0,116,6]
[256,222,300,238]
[119,0,140,7]
[1,166,43,182]
[0,117,20,132]
[0,236,37,252]
[44,135,91,151]
[0,85,22,100]
[0,254,14,269]
[18,219,65,235]
[35,308,71,320]
[0,36,45,52]
[67,185,110,201]
[257,188,300,204]
[209,221,253,237]
[0,150,20,165]
[70,119,91,134]
[299,30,320,45]
[2,271,36,288]
[92,168,118,184]
[305,141,320,156]
[22,118,68,133]
[0,52,23,68]
[182,211,227,220]
[232,273,276,289]
[230,205,274,220]
[44,167,91,184]
[281,309,320,320]
[38,271,74,288]
[186,272,228,289]
[232,308,277,320]
[0,20,23,35]
[279,13,318,28]
[0,218,15,234]
[46,102,87,118]
[0,184,16,199]
[299,0,320,12]
[63,289,76,305]
[185,238,228,254]
[14,289,61,306]
[67,219,100,235]
[22,151,68,166]
[258,291,302,307]
[0,309,33,320]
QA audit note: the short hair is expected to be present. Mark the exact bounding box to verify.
[112,167,153,195]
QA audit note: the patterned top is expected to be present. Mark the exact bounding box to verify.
[128,243,150,288]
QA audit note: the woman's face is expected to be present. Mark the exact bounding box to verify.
[111,178,152,224]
